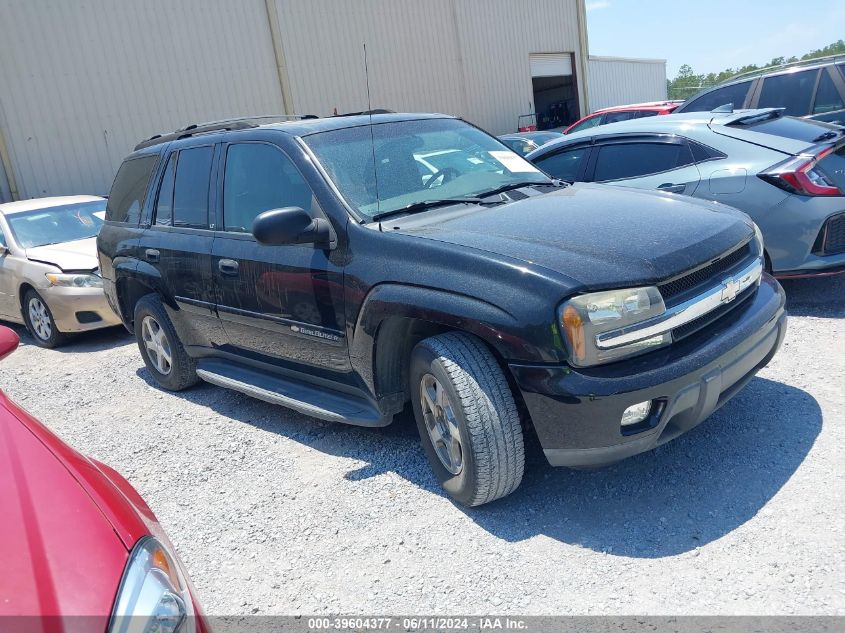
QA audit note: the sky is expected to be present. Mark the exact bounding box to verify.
[586,0,845,78]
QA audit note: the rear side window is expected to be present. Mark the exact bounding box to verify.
[603,111,637,124]
[533,147,587,182]
[154,153,176,226]
[682,81,752,112]
[813,71,845,115]
[593,143,692,181]
[172,146,213,228]
[635,111,659,119]
[223,143,314,233]
[106,155,158,223]
[758,69,819,117]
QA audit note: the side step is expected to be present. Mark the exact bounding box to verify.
[195,359,391,427]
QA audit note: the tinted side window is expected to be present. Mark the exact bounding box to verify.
[223,143,314,233]
[172,146,213,228]
[758,69,819,116]
[593,143,687,181]
[106,155,158,223]
[154,153,176,226]
[813,70,845,115]
[635,111,659,119]
[603,111,637,124]
[533,147,587,182]
[682,81,752,112]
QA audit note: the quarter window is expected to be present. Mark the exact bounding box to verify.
[106,155,158,224]
[533,147,587,182]
[682,81,752,112]
[171,146,213,228]
[593,142,692,182]
[223,143,314,233]
[603,111,637,124]
[758,69,819,117]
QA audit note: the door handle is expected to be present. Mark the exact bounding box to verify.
[658,183,686,194]
[218,258,239,276]
[145,248,160,263]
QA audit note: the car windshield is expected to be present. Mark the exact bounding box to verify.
[6,201,105,248]
[303,118,551,220]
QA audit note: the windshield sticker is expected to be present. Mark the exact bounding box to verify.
[488,151,541,173]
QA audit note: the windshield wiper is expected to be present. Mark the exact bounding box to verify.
[477,180,559,199]
[371,198,485,222]
[812,129,844,143]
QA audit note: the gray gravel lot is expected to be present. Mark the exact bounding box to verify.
[1,275,843,615]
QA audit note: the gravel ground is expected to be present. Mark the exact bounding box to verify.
[1,275,843,616]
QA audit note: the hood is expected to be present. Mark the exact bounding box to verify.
[26,237,99,272]
[394,183,754,288]
[0,392,128,618]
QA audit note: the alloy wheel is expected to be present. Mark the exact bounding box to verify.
[420,373,463,475]
[28,297,52,341]
[141,315,173,375]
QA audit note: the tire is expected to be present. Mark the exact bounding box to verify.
[134,294,199,391]
[410,332,524,507]
[22,289,66,348]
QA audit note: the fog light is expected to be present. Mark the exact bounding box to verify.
[621,401,652,427]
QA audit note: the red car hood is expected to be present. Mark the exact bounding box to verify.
[0,393,134,623]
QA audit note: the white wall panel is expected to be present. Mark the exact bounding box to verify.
[0,0,284,198]
[588,56,668,112]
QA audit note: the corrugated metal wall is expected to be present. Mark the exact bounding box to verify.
[0,0,588,200]
[273,0,585,134]
[587,56,668,112]
[0,0,284,199]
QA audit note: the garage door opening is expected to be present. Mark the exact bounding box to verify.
[530,53,579,131]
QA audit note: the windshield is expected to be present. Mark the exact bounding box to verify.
[6,200,105,248]
[303,118,551,220]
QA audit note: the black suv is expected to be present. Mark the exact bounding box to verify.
[98,113,787,506]
[676,55,845,125]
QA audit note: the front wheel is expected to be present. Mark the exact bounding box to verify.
[23,289,66,348]
[410,332,525,507]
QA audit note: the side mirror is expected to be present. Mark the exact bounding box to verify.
[252,207,333,248]
[0,325,19,361]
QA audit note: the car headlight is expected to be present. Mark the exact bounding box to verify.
[45,272,103,288]
[558,286,670,367]
[108,537,195,633]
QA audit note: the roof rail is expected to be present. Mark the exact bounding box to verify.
[133,114,318,151]
[727,53,845,84]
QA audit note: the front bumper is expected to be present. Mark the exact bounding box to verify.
[509,274,787,468]
[41,285,123,333]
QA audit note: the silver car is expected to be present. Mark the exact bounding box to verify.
[0,196,121,347]
[526,108,845,279]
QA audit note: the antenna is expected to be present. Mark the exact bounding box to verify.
[364,43,381,222]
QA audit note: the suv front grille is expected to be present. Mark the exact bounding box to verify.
[671,285,756,342]
[658,243,751,303]
[817,213,845,255]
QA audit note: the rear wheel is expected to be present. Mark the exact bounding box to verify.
[134,294,199,391]
[410,332,525,507]
[23,289,65,348]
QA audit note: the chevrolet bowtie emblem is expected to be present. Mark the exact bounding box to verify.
[720,277,739,303]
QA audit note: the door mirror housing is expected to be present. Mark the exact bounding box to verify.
[252,207,333,248]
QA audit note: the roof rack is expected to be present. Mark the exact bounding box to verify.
[133,114,318,151]
[727,53,845,84]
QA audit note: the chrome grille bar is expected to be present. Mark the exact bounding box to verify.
[595,258,763,350]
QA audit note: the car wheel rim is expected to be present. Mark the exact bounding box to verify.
[141,315,173,376]
[420,373,463,475]
[28,297,52,340]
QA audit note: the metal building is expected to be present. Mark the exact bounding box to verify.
[0,0,666,201]
[588,56,669,111]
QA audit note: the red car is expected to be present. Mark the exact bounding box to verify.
[0,325,208,633]
[563,100,683,135]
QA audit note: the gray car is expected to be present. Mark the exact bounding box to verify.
[526,108,845,278]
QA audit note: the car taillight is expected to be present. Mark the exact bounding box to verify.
[759,147,843,196]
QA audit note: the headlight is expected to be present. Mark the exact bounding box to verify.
[108,537,195,633]
[45,272,103,288]
[558,286,670,367]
